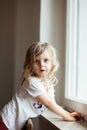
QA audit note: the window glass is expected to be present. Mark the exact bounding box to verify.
[65,0,87,104]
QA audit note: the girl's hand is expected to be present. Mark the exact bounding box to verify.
[70,112,83,121]
[63,114,76,121]
[63,112,82,121]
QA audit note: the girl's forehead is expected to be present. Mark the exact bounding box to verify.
[35,49,51,58]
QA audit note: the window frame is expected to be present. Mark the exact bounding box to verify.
[63,0,87,121]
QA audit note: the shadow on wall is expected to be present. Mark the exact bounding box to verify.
[0,0,40,109]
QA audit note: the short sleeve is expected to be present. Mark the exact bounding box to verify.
[27,77,45,98]
[49,86,56,102]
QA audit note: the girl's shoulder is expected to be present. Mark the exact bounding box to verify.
[29,77,43,87]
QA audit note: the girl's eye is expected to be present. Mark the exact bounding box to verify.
[44,59,49,62]
[35,60,40,63]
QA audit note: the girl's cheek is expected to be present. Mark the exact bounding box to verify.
[33,64,38,72]
[32,65,36,72]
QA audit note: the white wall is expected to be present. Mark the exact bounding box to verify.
[40,0,66,105]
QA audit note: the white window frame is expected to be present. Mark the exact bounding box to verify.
[63,0,87,120]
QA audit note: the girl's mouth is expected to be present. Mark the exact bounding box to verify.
[40,69,46,72]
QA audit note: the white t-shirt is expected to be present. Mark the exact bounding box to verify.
[0,77,55,130]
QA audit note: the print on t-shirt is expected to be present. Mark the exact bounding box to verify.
[33,101,46,112]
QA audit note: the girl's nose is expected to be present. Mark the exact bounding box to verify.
[39,61,44,67]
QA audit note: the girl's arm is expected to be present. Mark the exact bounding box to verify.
[36,94,80,121]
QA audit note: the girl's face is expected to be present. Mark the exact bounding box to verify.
[33,49,52,80]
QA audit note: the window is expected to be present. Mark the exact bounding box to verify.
[64,0,87,120]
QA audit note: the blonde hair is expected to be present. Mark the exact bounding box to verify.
[20,42,59,86]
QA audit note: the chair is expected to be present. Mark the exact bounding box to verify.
[22,116,39,130]
[22,118,33,130]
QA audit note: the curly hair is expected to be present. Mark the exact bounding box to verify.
[20,42,59,86]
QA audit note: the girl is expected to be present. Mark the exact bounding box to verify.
[0,42,81,130]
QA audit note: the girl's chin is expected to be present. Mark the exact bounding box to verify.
[38,74,48,80]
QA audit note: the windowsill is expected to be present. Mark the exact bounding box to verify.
[41,109,87,130]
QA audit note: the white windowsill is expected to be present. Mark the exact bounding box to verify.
[41,109,87,130]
